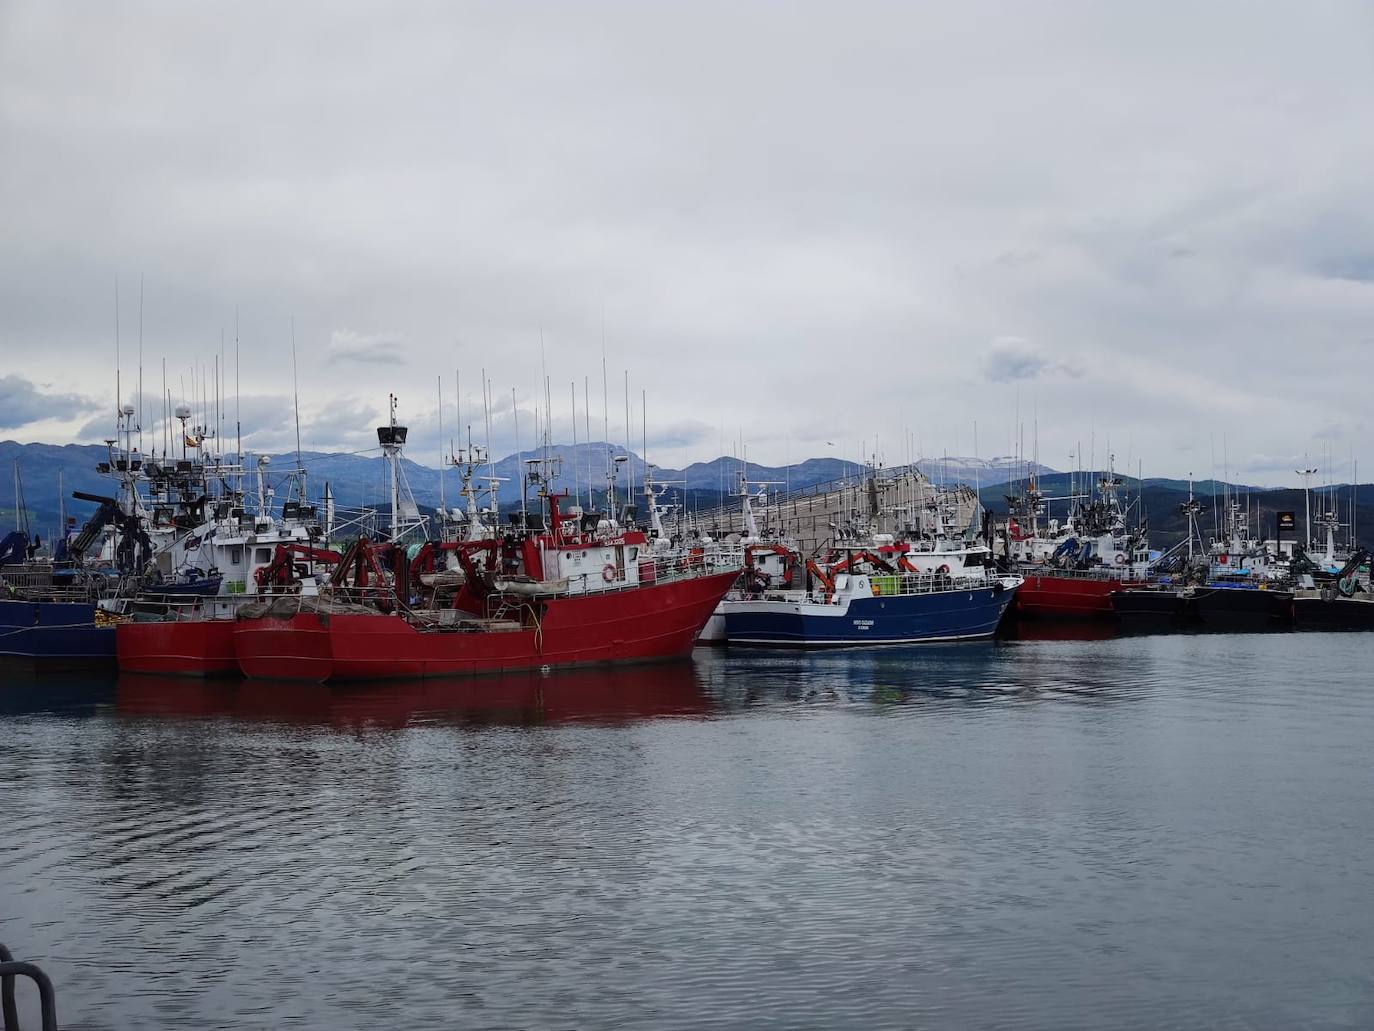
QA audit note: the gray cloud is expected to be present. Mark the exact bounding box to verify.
[3,375,100,432]
[326,329,404,364]
[4,3,1374,481]
[981,338,1080,383]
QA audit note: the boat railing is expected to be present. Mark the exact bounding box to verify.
[3,585,102,604]
[1016,564,1151,583]
[232,552,746,621]
[562,552,744,598]
[125,590,282,621]
[745,569,1008,606]
[867,570,1011,597]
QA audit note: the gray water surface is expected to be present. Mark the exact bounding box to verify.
[2,633,1372,1029]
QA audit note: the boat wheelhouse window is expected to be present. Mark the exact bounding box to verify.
[627,547,638,562]
[255,547,272,564]
[231,546,243,566]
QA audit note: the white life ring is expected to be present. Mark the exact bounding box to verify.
[602,563,618,583]
[1114,553,1127,566]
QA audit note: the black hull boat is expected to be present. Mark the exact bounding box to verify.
[1110,585,1180,624]
[1182,585,1292,628]
[1293,590,1374,630]
[1112,583,1293,630]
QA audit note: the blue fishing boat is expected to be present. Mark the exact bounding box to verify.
[722,561,1022,646]
[1,470,119,668]
[0,596,114,668]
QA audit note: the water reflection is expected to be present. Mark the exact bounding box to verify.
[115,660,714,729]
[1000,619,1119,642]
[695,639,1154,711]
[0,668,117,716]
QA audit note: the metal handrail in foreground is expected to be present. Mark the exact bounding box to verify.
[0,942,57,1031]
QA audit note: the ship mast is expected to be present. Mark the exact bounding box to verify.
[381,393,403,539]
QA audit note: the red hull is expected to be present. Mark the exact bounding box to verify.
[1013,573,1123,619]
[117,619,238,676]
[234,569,740,682]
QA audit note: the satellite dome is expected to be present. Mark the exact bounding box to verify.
[120,403,136,417]
[174,404,192,420]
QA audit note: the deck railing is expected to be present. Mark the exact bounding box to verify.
[1015,564,1151,583]
[747,569,1012,605]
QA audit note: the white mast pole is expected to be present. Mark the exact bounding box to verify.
[389,393,400,538]
[437,374,445,515]
[572,381,580,509]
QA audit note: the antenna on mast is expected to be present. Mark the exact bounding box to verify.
[601,346,610,511]
[137,273,144,453]
[572,380,581,509]
[235,309,241,460]
[215,337,221,462]
[290,321,302,462]
[437,373,446,515]
[291,319,304,504]
[114,275,121,440]
[513,388,527,523]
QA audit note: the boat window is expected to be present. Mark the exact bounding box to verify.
[231,546,243,566]
[255,547,272,564]
[627,547,637,562]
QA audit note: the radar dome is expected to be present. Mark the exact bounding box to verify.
[174,404,192,420]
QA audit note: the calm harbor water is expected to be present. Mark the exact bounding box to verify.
[3,633,1373,1029]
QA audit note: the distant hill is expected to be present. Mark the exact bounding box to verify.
[979,475,1371,550]
[8,438,1358,551]
[913,455,1057,487]
[0,440,895,536]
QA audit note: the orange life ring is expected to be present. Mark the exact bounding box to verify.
[602,563,618,583]
[937,564,951,575]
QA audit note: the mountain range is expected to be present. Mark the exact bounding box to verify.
[3,439,1364,550]
[0,440,1053,535]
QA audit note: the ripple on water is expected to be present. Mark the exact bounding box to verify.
[1,635,1373,1028]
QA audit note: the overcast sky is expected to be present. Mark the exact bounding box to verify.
[2,2,1373,483]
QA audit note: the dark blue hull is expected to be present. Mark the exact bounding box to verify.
[723,584,1017,646]
[0,598,116,668]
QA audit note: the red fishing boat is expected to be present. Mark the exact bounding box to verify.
[116,542,342,675]
[1014,570,1130,618]
[234,494,741,682]
[1001,466,1152,619]
[117,617,239,675]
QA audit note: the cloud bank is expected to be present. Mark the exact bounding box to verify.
[3,2,1374,486]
